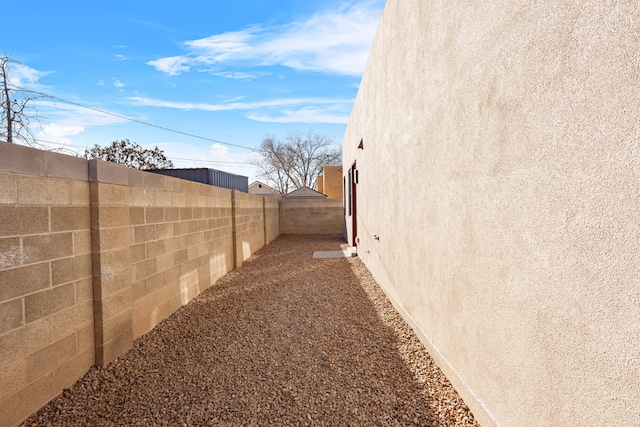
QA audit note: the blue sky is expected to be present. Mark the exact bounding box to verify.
[3,0,384,180]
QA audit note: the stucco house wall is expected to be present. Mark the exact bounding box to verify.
[343,1,640,426]
[320,166,343,199]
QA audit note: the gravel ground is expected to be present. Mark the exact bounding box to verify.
[22,235,479,427]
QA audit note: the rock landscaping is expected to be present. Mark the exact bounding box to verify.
[22,235,478,427]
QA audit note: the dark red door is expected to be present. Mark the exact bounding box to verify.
[351,162,357,247]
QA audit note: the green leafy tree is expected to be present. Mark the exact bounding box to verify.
[83,139,174,170]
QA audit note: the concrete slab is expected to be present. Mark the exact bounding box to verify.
[313,247,357,259]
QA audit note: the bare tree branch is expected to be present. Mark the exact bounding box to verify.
[0,56,44,145]
[250,131,341,194]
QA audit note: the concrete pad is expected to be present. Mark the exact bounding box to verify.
[312,248,357,259]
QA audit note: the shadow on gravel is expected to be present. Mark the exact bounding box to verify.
[23,235,473,427]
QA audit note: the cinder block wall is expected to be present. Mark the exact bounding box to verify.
[131,177,234,342]
[264,197,279,244]
[232,190,266,267]
[89,160,238,364]
[0,145,276,427]
[0,144,94,427]
[0,142,346,426]
[280,199,344,234]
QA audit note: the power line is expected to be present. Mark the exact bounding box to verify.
[7,84,262,153]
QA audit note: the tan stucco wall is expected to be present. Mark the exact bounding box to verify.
[321,166,343,199]
[343,1,640,426]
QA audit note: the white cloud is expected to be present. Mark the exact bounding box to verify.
[39,124,85,138]
[186,29,257,61]
[6,63,51,87]
[115,54,130,61]
[36,123,85,146]
[128,95,351,111]
[198,69,270,80]
[112,78,125,89]
[148,1,384,76]
[36,100,128,127]
[155,141,260,181]
[128,95,353,124]
[31,100,129,149]
[210,143,231,161]
[247,107,349,124]
[147,56,191,76]
[97,80,105,86]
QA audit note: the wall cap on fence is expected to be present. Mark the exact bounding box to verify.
[89,159,130,186]
[0,142,89,180]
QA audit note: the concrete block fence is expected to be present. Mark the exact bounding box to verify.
[280,199,344,235]
[0,142,343,427]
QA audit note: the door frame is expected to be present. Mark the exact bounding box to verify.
[351,161,357,247]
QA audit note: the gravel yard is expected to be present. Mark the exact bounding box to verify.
[22,235,478,427]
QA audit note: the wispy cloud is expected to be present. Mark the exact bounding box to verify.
[36,101,128,127]
[112,78,125,89]
[115,54,130,61]
[248,107,349,124]
[156,141,260,180]
[128,95,351,111]
[197,69,270,80]
[7,63,51,87]
[126,18,176,33]
[210,143,232,161]
[147,56,191,76]
[128,95,352,124]
[148,1,384,76]
[37,124,85,146]
[32,100,129,147]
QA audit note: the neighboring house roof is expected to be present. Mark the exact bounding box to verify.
[249,181,282,198]
[249,181,279,192]
[282,186,327,199]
